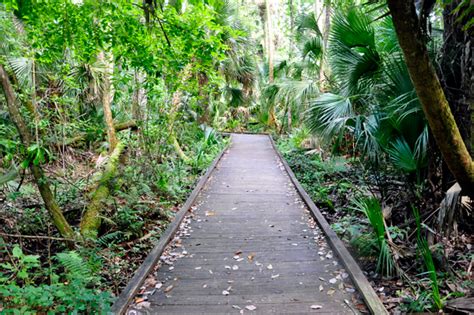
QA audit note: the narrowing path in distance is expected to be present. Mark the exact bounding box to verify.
[117,134,386,314]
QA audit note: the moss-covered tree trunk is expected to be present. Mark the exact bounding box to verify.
[168,90,191,163]
[387,0,474,195]
[0,64,75,239]
[80,141,124,239]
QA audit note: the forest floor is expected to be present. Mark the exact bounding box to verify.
[277,138,473,314]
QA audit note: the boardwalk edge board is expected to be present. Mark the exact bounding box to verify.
[269,135,388,315]
[110,146,228,315]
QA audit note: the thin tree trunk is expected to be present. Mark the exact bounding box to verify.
[132,70,143,122]
[387,0,474,195]
[318,0,331,90]
[289,0,294,58]
[98,51,117,152]
[0,64,75,239]
[265,0,274,83]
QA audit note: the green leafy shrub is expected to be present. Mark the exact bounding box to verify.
[0,245,113,314]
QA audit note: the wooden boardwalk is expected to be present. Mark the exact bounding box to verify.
[127,134,364,314]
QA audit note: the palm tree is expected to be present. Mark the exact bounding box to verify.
[305,6,429,179]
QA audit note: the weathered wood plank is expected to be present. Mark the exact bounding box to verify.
[269,135,387,315]
[110,147,228,314]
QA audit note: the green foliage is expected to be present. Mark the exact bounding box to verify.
[0,244,112,313]
[353,198,396,277]
[413,207,443,311]
[304,5,430,180]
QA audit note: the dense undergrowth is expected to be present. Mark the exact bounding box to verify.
[1,126,226,313]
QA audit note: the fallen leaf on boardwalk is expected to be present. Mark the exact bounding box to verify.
[222,290,230,296]
[267,264,273,270]
[319,277,325,281]
[245,305,257,311]
[319,285,324,291]
[310,305,322,310]
[164,285,174,293]
[135,301,151,309]
[329,278,337,284]
[135,297,146,303]
[232,305,242,310]
[327,289,335,296]
[195,267,202,270]
[271,274,280,279]
[235,250,242,255]
[205,211,216,216]
[247,253,255,261]
[144,278,158,287]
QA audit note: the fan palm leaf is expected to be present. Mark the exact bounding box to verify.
[329,8,382,95]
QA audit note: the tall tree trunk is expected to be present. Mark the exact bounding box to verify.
[0,64,75,239]
[98,51,117,152]
[289,0,294,58]
[265,0,274,83]
[132,70,144,122]
[318,0,331,91]
[387,0,474,195]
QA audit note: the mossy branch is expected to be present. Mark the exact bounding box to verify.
[80,142,125,239]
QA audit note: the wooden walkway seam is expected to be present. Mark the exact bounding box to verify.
[110,146,228,315]
[269,135,388,315]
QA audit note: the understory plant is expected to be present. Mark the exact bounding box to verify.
[353,198,396,277]
[413,207,443,311]
[0,243,112,313]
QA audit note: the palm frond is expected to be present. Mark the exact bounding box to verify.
[7,56,34,89]
[386,137,418,173]
[305,93,354,141]
[354,198,395,277]
[329,8,382,95]
[295,12,322,37]
[302,36,323,60]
